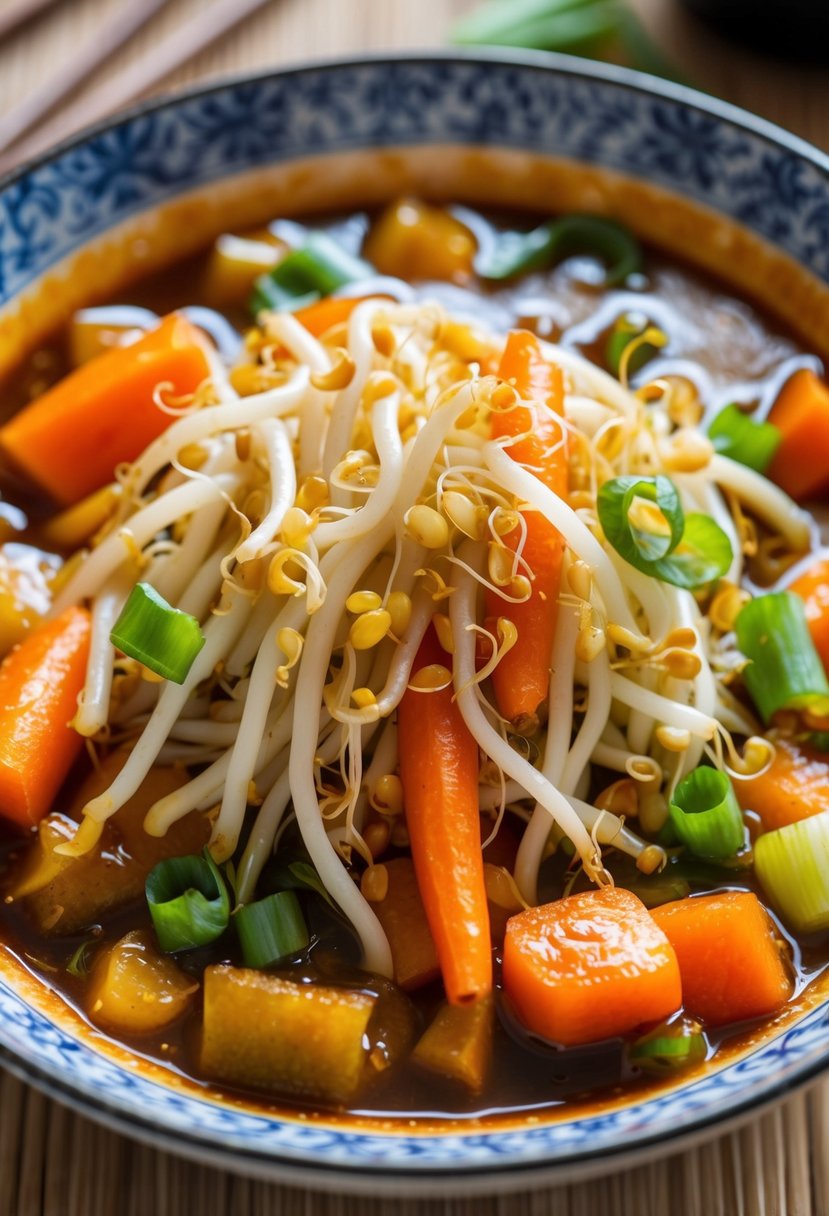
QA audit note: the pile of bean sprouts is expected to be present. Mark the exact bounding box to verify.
[52,298,813,979]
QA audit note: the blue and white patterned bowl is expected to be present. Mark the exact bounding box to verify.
[1,52,829,1193]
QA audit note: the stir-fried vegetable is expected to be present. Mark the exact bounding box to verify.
[768,369,829,500]
[86,930,198,1034]
[789,556,829,675]
[235,890,309,968]
[707,403,781,474]
[476,213,643,284]
[146,851,230,953]
[250,232,372,318]
[733,737,829,831]
[628,1018,707,1076]
[412,995,495,1093]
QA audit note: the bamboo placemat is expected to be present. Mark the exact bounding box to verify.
[1,1,829,1212]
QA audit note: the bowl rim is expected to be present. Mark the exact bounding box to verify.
[1,46,827,195]
[1,48,829,1188]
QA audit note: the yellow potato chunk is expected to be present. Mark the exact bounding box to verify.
[0,543,60,658]
[412,995,494,1093]
[202,234,284,306]
[201,967,414,1106]
[363,200,476,283]
[87,930,198,1035]
[9,752,208,934]
[369,857,440,991]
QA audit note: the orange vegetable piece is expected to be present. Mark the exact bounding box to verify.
[292,296,366,338]
[363,199,476,283]
[0,606,90,830]
[789,557,829,673]
[369,857,440,992]
[412,994,495,1093]
[733,736,829,831]
[0,314,212,506]
[398,626,492,1005]
[503,888,681,1047]
[486,330,567,727]
[652,891,792,1027]
[768,369,829,501]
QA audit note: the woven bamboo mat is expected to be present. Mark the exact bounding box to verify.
[1,1,829,1212]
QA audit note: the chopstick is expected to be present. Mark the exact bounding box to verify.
[0,0,64,43]
[0,0,275,173]
[0,0,174,155]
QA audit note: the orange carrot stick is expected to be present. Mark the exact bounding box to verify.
[733,736,829,831]
[503,888,681,1046]
[768,369,829,501]
[397,625,492,1005]
[0,606,90,830]
[486,330,567,727]
[651,891,792,1026]
[789,556,829,672]
[0,314,212,506]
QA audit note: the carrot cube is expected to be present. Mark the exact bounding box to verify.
[651,891,792,1027]
[733,737,829,831]
[502,887,681,1047]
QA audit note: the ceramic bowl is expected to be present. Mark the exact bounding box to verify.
[1,51,829,1195]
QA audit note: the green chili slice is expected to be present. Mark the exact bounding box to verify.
[476,213,643,284]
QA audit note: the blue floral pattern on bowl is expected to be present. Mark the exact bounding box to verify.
[1,52,829,1184]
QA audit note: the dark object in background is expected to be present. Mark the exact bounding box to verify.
[680,0,829,62]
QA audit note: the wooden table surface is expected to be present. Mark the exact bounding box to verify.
[1,2,828,1213]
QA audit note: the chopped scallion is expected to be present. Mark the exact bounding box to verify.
[605,312,664,379]
[476,213,643,285]
[669,767,745,861]
[629,1019,707,1075]
[110,582,205,685]
[754,812,829,934]
[735,592,829,724]
[235,890,309,968]
[250,232,373,318]
[597,474,732,589]
[707,403,781,474]
[146,850,230,953]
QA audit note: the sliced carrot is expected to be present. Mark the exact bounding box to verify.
[502,888,681,1047]
[292,296,366,339]
[369,857,440,992]
[0,314,212,506]
[0,606,90,830]
[652,891,792,1027]
[733,736,829,831]
[486,330,567,727]
[768,369,829,501]
[789,557,829,673]
[397,625,492,1005]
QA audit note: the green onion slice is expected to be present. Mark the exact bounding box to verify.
[707,403,782,474]
[597,475,732,589]
[235,890,310,969]
[669,767,745,861]
[146,850,230,953]
[110,582,205,685]
[629,1019,707,1075]
[476,213,643,285]
[735,591,829,724]
[755,811,829,934]
[605,312,664,379]
[66,941,94,978]
[250,232,373,318]
[452,0,621,53]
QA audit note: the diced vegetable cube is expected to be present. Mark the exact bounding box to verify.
[652,891,792,1025]
[754,813,829,935]
[733,737,829,831]
[369,857,440,991]
[503,888,681,1047]
[363,200,476,283]
[87,929,197,1034]
[412,994,494,1093]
